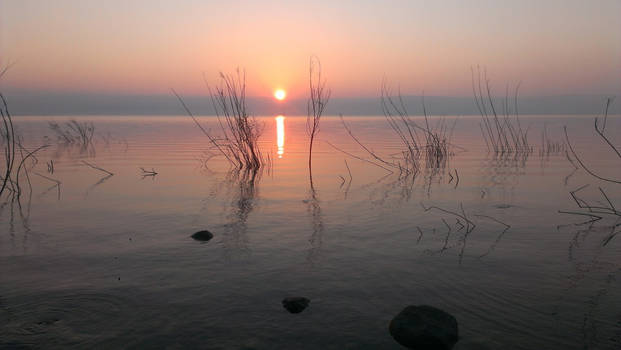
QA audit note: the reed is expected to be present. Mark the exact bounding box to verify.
[564,98,620,184]
[175,69,266,171]
[539,123,566,157]
[561,99,620,247]
[140,167,158,177]
[559,184,620,246]
[15,143,49,198]
[471,67,532,154]
[48,119,95,147]
[0,93,16,197]
[81,160,114,176]
[379,82,421,173]
[2,92,51,201]
[338,81,455,177]
[307,56,331,182]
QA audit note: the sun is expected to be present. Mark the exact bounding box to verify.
[274,89,286,101]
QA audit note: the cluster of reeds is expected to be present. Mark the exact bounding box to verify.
[539,123,566,157]
[472,67,532,154]
[175,69,266,172]
[307,56,331,181]
[335,81,455,178]
[382,82,459,172]
[2,67,53,204]
[379,84,421,173]
[48,119,95,147]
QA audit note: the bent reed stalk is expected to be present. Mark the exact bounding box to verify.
[564,98,620,185]
[175,69,266,172]
[0,93,17,197]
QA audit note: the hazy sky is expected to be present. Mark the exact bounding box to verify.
[1,0,620,99]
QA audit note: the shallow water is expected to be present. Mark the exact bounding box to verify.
[1,115,620,349]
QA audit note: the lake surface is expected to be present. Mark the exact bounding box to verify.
[1,115,620,349]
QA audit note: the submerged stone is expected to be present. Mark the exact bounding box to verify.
[37,318,60,326]
[191,230,214,242]
[389,305,459,350]
[282,297,310,314]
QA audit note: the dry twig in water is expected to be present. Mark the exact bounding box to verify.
[81,160,114,176]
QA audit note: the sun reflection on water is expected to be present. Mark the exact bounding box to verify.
[275,115,285,158]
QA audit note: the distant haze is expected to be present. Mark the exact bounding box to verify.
[1,0,620,109]
[4,91,619,116]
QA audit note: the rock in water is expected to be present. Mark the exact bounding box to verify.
[191,230,214,242]
[389,305,459,350]
[282,297,310,314]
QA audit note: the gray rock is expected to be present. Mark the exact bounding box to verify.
[453,338,492,350]
[282,297,310,314]
[389,305,459,350]
[191,230,214,242]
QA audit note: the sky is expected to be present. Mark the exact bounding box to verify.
[0,0,620,114]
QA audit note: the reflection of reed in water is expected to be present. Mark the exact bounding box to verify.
[305,185,324,265]
[559,184,620,246]
[81,161,114,198]
[364,165,455,207]
[579,274,618,349]
[554,221,620,349]
[47,120,98,159]
[48,139,96,159]
[419,202,512,264]
[538,122,566,158]
[221,169,260,259]
[554,102,621,348]
[0,190,33,252]
[477,152,530,190]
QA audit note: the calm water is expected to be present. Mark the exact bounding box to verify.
[1,115,620,349]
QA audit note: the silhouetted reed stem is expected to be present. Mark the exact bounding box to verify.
[564,98,621,185]
[307,57,330,185]
[0,93,16,197]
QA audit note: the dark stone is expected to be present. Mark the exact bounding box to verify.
[191,230,214,242]
[282,297,310,314]
[37,318,60,326]
[389,305,459,350]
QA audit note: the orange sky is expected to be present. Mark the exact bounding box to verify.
[1,1,620,98]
